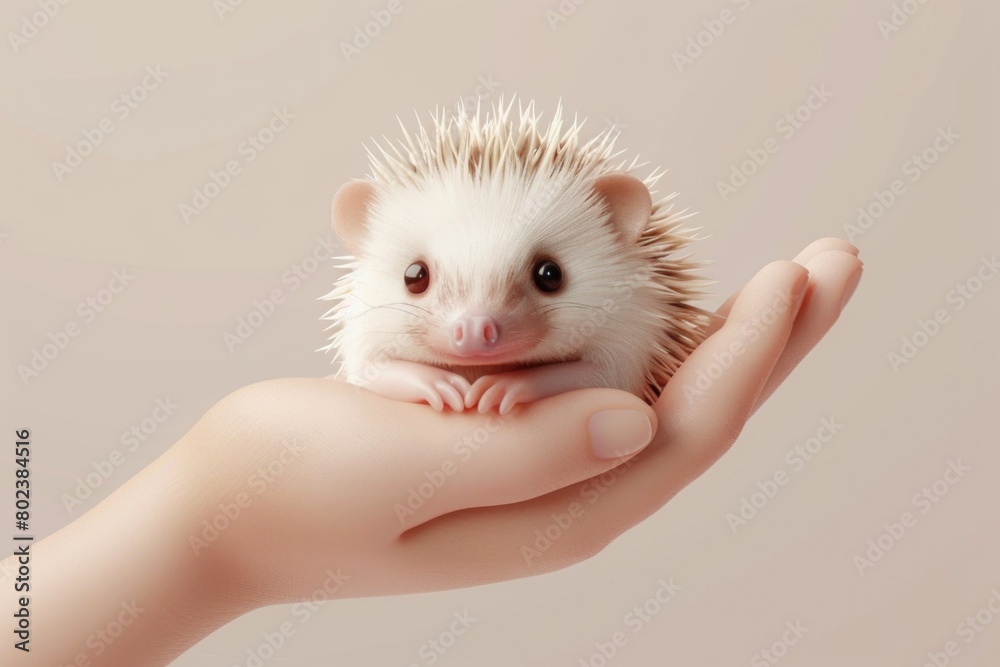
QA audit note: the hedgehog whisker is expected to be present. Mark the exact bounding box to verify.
[538,302,601,314]
[379,300,432,315]
[346,295,430,318]
[349,306,420,319]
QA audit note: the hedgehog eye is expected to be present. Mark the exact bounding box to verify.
[532,260,563,293]
[404,261,430,294]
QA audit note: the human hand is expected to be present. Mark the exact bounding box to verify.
[189,237,861,609]
[6,238,859,667]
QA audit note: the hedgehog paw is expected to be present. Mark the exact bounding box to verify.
[465,373,540,415]
[363,361,472,412]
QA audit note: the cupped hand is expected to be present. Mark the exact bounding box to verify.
[186,238,861,610]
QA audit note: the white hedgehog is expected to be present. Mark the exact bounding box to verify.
[321,97,710,414]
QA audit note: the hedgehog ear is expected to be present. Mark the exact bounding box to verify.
[592,173,652,246]
[332,180,376,257]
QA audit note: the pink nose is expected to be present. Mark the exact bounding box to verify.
[452,314,500,353]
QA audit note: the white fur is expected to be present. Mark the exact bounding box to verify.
[322,97,709,401]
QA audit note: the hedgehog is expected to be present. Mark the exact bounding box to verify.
[320,97,710,415]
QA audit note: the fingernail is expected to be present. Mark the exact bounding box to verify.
[588,410,653,460]
[840,267,863,312]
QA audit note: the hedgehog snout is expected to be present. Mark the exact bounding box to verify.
[452,314,500,353]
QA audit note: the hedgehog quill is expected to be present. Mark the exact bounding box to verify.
[322,97,711,414]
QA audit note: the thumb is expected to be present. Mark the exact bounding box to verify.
[396,388,657,528]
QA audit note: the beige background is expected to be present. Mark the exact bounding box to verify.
[3,0,999,665]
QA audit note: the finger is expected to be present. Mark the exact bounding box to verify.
[751,249,862,412]
[658,260,809,466]
[793,237,858,264]
[714,237,857,318]
[433,381,465,412]
[390,388,658,530]
[396,261,809,582]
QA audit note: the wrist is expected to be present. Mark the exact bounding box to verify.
[174,381,325,611]
[161,439,258,620]
[8,430,250,666]
[168,391,276,616]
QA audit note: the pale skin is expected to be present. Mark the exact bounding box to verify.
[465,360,601,414]
[1,238,861,667]
[335,172,658,416]
[367,358,601,414]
